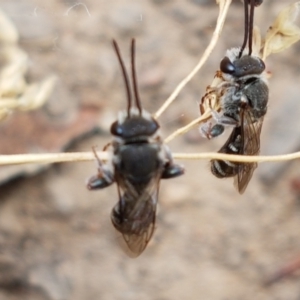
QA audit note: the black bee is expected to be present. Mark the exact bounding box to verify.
[200,0,267,193]
[87,39,184,256]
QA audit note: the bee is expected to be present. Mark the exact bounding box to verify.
[87,39,184,257]
[203,49,268,194]
[200,0,268,193]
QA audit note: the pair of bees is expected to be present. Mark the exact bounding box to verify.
[87,0,268,256]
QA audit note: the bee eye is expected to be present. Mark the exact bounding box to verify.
[110,121,123,136]
[220,56,235,74]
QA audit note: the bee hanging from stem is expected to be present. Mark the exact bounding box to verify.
[86,39,184,257]
[200,0,268,194]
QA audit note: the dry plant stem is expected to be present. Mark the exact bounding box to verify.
[173,152,300,162]
[165,110,211,143]
[0,152,109,165]
[1,151,300,166]
[154,0,232,119]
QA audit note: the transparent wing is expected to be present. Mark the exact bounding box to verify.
[113,172,161,257]
[234,111,264,194]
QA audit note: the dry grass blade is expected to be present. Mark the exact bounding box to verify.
[0,9,56,120]
[0,152,108,165]
[164,110,211,143]
[262,1,300,60]
[0,8,18,43]
[1,150,300,166]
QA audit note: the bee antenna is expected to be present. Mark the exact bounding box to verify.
[238,0,249,58]
[239,0,263,58]
[248,0,255,56]
[131,38,142,115]
[112,40,132,117]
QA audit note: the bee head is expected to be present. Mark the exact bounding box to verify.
[112,39,159,139]
[110,109,159,138]
[220,53,265,78]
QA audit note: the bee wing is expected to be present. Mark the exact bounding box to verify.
[114,173,161,257]
[234,111,264,194]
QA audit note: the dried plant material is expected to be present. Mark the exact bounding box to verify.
[18,76,57,111]
[0,10,55,121]
[164,110,211,143]
[199,71,223,114]
[0,73,56,121]
[0,107,11,120]
[0,8,18,44]
[0,48,28,97]
[252,26,262,56]
[263,1,300,60]
[1,46,28,76]
[0,76,56,121]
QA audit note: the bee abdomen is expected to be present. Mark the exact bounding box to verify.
[211,159,238,178]
[228,142,239,153]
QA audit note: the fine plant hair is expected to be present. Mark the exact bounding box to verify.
[1,0,300,167]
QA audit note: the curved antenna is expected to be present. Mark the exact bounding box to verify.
[131,39,142,115]
[238,0,249,58]
[112,40,132,117]
[248,0,255,56]
[239,0,263,58]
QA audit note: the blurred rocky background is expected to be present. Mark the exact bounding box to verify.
[0,0,300,299]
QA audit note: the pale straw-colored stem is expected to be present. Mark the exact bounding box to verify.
[0,98,20,109]
[173,152,300,162]
[154,0,232,119]
[0,150,300,166]
[164,110,211,143]
[0,152,108,165]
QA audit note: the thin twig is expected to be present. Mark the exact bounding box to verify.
[154,0,232,119]
[173,152,300,162]
[0,152,108,165]
[0,150,300,166]
[164,110,211,143]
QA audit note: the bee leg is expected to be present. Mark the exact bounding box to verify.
[210,124,225,137]
[199,122,225,139]
[87,147,114,190]
[199,121,213,139]
[211,109,238,126]
[87,167,114,189]
[87,172,114,190]
[161,146,184,179]
[162,163,184,179]
[103,142,112,151]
